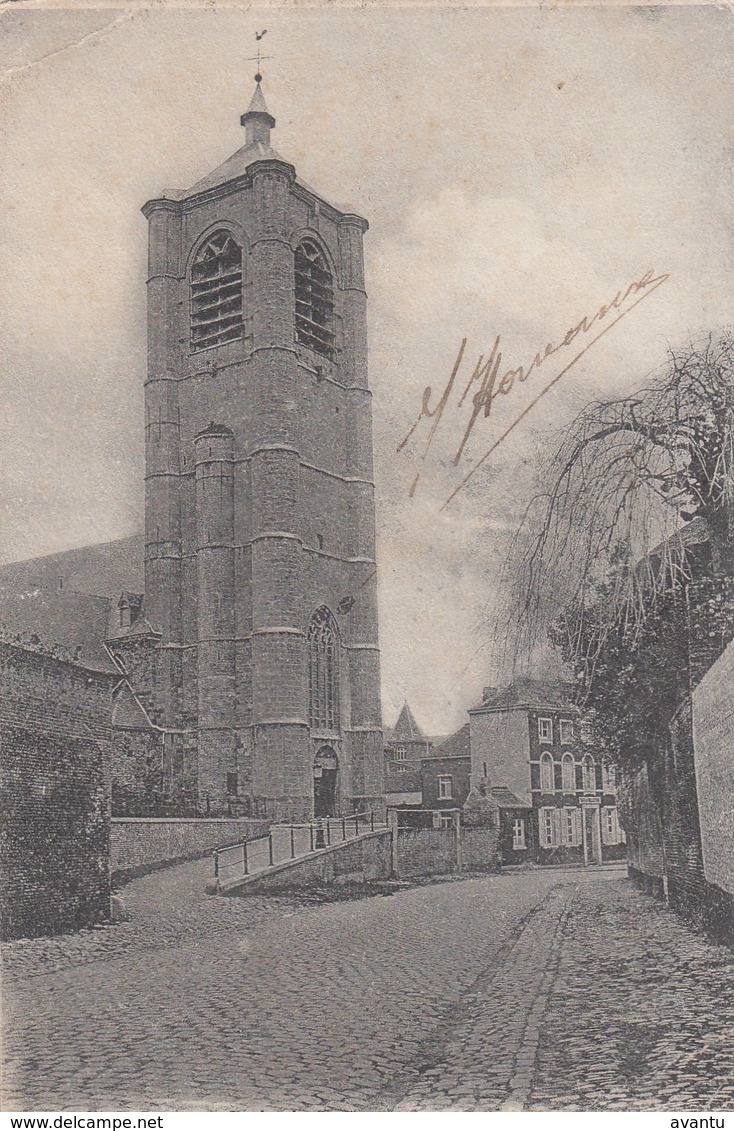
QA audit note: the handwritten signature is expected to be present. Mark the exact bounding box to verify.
[398,268,670,510]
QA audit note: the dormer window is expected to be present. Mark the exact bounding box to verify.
[295,239,334,360]
[118,593,142,630]
[190,230,244,352]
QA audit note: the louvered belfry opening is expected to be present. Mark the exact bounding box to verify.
[190,231,244,351]
[295,239,335,360]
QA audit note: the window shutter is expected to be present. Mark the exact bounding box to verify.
[552,807,562,848]
[573,807,582,846]
[601,807,610,845]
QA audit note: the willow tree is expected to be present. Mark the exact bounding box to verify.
[507,333,734,761]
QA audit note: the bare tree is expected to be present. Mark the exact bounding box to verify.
[507,333,734,668]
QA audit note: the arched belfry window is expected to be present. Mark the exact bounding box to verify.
[295,239,335,359]
[190,230,244,351]
[308,606,339,731]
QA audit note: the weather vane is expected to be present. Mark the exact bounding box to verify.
[248,30,271,83]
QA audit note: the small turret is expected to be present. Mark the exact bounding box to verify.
[240,77,275,147]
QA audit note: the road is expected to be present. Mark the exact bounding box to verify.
[2,862,733,1111]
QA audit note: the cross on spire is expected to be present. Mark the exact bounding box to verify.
[240,42,276,145]
[247,29,272,82]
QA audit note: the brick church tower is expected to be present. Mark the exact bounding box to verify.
[137,78,384,819]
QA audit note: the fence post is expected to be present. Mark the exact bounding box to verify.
[371,809,375,832]
[355,813,360,836]
[310,823,315,852]
[342,817,346,841]
[243,840,248,875]
[268,832,274,866]
[455,810,463,873]
[290,825,296,859]
[326,820,331,846]
[213,849,219,890]
[389,808,399,878]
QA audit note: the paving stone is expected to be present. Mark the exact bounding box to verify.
[3,862,732,1111]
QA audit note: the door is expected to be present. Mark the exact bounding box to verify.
[313,746,338,817]
[582,805,602,865]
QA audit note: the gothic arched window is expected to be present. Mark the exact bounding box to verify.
[308,606,339,731]
[295,239,335,359]
[540,752,554,793]
[190,230,244,351]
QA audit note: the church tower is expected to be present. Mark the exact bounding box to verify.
[140,78,384,819]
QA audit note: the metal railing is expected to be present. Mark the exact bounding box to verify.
[213,809,385,889]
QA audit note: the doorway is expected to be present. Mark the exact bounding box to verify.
[313,746,338,817]
[582,804,602,865]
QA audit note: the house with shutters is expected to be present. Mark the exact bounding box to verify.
[469,679,626,865]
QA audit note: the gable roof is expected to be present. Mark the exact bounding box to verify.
[437,723,470,759]
[392,702,426,742]
[0,589,118,674]
[490,786,532,810]
[471,678,578,713]
[0,534,144,601]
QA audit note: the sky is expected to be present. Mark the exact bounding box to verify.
[1,4,733,734]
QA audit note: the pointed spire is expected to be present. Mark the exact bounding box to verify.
[240,77,276,147]
[393,702,425,742]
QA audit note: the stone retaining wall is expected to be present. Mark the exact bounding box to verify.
[396,827,457,877]
[111,817,269,883]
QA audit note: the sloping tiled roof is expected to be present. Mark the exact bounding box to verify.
[155,80,362,216]
[490,786,532,810]
[106,615,159,644]
[0,534,144,601]
[472,678,577,713]
[180,139,291,199]
[437,723,470,759]
[392,702,426,742]
[0,590,118,674]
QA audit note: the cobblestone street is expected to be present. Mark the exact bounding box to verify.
[2,863,733,1111]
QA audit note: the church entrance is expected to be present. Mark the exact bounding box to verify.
[313,746,338,817]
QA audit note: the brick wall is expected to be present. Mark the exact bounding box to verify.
[111,816,269,882]
[622,577,734,943]
[462,827,501,871]
[0,644,113,940]
[622,762,665,886]
[111,729,165,816]
[232,830,392,893]
[396,827,457,877]
[421,756,471,809]
[692,639,734,898]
